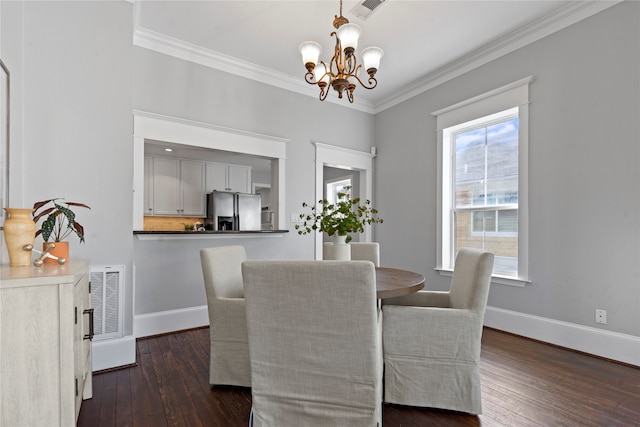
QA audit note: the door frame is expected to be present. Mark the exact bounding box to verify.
[313,142,376,260]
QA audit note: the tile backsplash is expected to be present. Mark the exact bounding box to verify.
[143,216,204,231]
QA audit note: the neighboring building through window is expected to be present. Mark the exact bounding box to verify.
[433,77,532,286]
[450,109,519,275]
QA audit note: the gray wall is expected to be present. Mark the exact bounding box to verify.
[133,47,376,316]
[2,1,637,343]
[375,2,640,336]
[1,1,135,334]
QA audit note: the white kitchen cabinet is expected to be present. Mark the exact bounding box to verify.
[180,159,207,216]
[151,156,205,216]
[144,155,154,215]
[0,260,93,427]
[205,162,251,193]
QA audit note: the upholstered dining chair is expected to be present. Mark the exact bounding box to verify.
[382,248,494,414]
[323,241,380,266]
[349,242,380,266]
[242,260,382,426]
[200,245,251,387]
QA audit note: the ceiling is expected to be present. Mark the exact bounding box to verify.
[133,1,617,113]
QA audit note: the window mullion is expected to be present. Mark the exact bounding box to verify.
[483,128,489,250]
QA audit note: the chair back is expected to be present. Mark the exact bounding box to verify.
[243,260,382,427]
[200,245,251,387]
[449,248,494,312]
[200,245,247,299]
[349,242,380,266]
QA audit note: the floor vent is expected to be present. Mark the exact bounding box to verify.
[90,265,125,341]
[351,0,386,20]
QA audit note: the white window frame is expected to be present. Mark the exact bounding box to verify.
[325,177,352,206]
[433,77,533,287]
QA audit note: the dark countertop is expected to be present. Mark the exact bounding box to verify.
[134,229,289,235]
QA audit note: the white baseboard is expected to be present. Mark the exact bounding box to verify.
[91,335,136,372]
[128,304,639,367]
[484,306,640,366]
[134,305,209,338]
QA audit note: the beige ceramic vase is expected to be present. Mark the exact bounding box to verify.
[323,234,351,261]
[3,208,36,267]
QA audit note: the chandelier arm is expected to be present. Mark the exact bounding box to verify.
[350,74,378,90]
[304,71,317,85]
[319,86,329,101]
[347,84,355,103]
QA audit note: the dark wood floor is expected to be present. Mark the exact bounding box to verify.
[78,327,639,427]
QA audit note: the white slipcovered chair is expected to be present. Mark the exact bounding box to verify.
[349,242,380,266]
[200,245,251,387]
[382,248,494,414]
[323,241,380,266]
[242,260,382,426]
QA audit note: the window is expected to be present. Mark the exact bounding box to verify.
[450,109,519,275]
[433,77,532,286]
[326,178,352,205]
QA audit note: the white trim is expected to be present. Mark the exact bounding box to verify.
[313,142,376,259]
[134,305,209,338]
[132,111,289,231]
[433,77,533,129]
[485,306,640,367]
[373,1,621,113]
[436,268,530,288]
[91,335,136,371]
[314,142,376,170]
[133,2,619,114]
[434,78,531,282]
[133,27,375,114]
[133,111,288,158]
[132,136,145,230]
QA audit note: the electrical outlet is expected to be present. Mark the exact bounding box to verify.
[595,309,607,325]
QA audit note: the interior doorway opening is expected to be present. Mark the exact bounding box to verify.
[314,142,376,259]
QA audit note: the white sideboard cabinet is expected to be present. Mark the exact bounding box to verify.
[0,260,93,426]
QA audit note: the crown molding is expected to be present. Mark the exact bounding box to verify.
[133,1,621,115]
[133,27,375,114]
[373,0,622,113]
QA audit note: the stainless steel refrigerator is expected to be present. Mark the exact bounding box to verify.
[206,191,261,231]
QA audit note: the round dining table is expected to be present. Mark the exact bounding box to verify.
[375,267,425,299]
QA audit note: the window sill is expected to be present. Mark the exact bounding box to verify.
[435,268,531,288]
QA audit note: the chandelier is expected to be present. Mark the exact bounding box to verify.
[298,0,383,103]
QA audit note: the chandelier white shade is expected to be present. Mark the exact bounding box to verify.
[336,23,361,52]
[362,47,384,73]
[299,41,322,68]
[299,0,383,103]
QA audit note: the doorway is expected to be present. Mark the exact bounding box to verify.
[314,142,376,259]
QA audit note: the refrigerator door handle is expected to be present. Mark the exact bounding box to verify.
[233,193,240,231]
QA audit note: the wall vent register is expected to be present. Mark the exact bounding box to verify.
[90,265,125,340]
